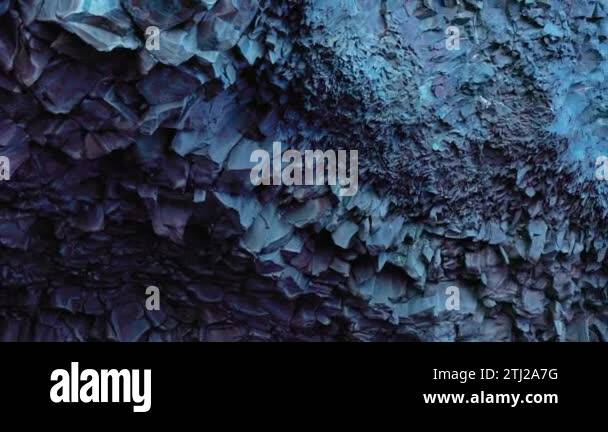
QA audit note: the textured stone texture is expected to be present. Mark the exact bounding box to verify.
[0,0,607,341]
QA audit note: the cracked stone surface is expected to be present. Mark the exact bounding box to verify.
[0,0,608,341]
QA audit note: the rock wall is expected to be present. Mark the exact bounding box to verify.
[0,0,607,341]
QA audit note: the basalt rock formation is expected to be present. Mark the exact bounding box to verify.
[0,0,607,341]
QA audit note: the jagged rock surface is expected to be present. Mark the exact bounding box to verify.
[0,0,607,341]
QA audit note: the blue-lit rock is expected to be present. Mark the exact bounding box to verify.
[0,0,607,341]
